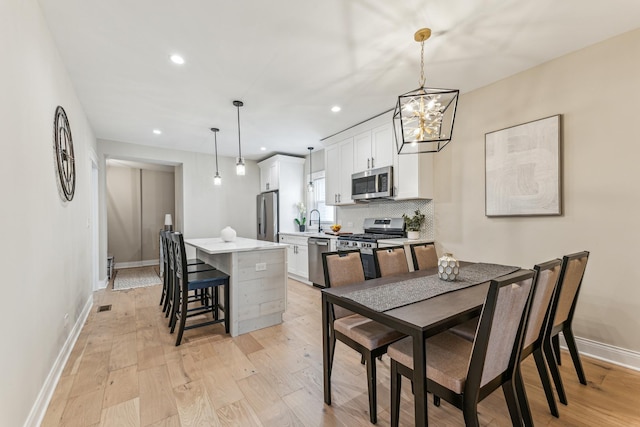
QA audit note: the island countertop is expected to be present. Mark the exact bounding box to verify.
[185,237,288,255]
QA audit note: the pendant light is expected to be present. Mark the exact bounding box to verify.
[211,127,222,186]
[393,28,459,154]
[233,100,246,175]
[307,147,314,193]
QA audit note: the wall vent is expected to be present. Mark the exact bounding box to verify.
[97,304,112,312]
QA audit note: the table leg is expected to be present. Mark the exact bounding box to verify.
[412,332,428,426]
[322,294,332,405]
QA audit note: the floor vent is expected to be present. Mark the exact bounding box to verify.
[97,304,112,313]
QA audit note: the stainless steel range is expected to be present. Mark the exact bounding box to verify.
[337,218,405,279]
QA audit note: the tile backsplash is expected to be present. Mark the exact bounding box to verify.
[337,199,433,239]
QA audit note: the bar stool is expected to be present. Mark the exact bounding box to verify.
[169,232,229,346]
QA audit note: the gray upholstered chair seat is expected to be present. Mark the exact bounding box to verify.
[334,315,405,349]
[387,332,473,394]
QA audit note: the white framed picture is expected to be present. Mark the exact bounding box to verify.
[485,115,562,217]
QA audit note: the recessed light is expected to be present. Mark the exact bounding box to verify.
[331,105,341,113]
[169,54,185,65]
[260,147,266,151]
[153,129,162,135]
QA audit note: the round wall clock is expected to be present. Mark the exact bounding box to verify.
[53,106,76,201]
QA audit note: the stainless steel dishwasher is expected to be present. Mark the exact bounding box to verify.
[308,237,331,287]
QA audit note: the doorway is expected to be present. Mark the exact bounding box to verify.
[106,159,175,268]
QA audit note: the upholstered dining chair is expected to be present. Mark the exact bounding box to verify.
[388,269,536,427]
[449,259,564,422]
[322,249,405,424]
[543,251,590,407]
[169,232,229,346]
[373,246,409,277]
[409,242,439,271]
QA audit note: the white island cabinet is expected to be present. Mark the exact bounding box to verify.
[185,237,288,337]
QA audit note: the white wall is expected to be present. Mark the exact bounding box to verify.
[435,28,640,355]
[0,0,98,425]
[98,139,260,260]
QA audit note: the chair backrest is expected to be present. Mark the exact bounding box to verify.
[170,232,188,281]
[410,242,438,271]
[160,231,170,270]
[466,269,535,390]
[373,246,409,277]
[322,250,365,319]
[522,259,562,350]
[552,251,590,328]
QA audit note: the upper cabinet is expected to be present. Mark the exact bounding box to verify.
[258,157,280,192]
[323,111,434,202]
[325,137,354,206]
[393,150,434,200]
[353,123,394,172]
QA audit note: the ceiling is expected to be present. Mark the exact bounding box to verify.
[38,0,640,161]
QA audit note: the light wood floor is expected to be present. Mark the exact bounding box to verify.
[42,272,640,426]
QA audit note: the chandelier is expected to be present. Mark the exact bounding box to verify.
[393,28,459,154]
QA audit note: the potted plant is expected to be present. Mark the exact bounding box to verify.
[295,202,307,232]
[403,209,425,240]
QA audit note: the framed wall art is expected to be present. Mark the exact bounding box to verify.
[485,115,561,217]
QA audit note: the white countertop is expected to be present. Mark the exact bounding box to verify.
[278,231,340,239]
[378,237,434,245]
[185,237,288,255]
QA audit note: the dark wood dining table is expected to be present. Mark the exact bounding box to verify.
[321,262,494,426]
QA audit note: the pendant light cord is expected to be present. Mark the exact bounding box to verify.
[214,132,219,172]
[236,104,242,158]
[419,39,426,88]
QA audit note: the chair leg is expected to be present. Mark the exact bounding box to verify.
[361,353,365,365]
[365,352,377,424]
[502,379,524,427]
[175,285,188,346]
[563,327,587,385]
[544,339,567,405]
[390,360,401,427]
[223,283,230,334]
[515,366,534,427]
[328,335,337,380]
[533,347,559,417]
[433,395,440,407]
[213,286,219,321]
[552,334,561,365]
[462,397,480,427]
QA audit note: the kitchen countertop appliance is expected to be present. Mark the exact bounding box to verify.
[337,218,405,279]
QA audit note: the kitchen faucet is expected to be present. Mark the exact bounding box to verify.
[309,209,321,233]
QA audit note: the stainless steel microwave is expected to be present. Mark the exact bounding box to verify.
[351,166,393,201]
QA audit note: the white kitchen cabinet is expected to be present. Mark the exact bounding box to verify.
[325,137,354,206]
[392,140,434,200]
[259,159,279,192]
[279,234,309,280]
[353,123,394,172]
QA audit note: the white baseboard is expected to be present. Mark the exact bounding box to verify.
[23,295,94,427]
[95,277,108,290]
[115,259,159,269]
[560,334,640,372]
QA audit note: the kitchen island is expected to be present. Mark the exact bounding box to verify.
[185,237,288,337]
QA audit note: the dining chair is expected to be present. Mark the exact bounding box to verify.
[159,230,208,311]
[322,249,405,424]
[372,246,409,278]
[449,259,564,421]
[543,251,590,406]
[163,231,217,325]
[388,269,536,427]
[169,232,229,346]
[409,242,438,271]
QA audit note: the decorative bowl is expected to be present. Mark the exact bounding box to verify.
[330,224,342,233]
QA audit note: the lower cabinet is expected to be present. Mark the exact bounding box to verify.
[279,234,309,280]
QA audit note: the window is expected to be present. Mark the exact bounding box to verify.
[307,171,335,226]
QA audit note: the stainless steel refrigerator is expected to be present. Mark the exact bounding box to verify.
[256,191,278,242]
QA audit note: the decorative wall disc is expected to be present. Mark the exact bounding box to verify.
[53,106,76,201]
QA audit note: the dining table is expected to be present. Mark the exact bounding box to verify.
[321,261,520,426]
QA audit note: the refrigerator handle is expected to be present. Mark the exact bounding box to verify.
[261,197,267,238]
